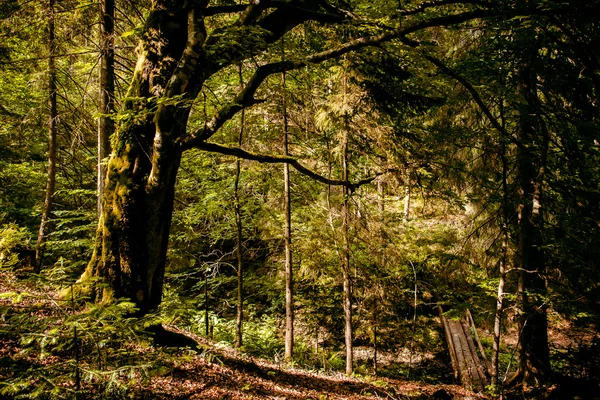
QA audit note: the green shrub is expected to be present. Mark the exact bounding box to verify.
[0,223,31,268]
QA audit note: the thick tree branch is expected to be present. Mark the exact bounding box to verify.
[399,0,493,16]
[200,0,349,82]
[195,141,383,191]
[235,0,272,26]
[205,5,247,16]
[181,8,496,148]
[206,0,346,24]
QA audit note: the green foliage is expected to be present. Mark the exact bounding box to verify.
[0,273,171,399]
[240,314,283,358]
[0,223,31,267]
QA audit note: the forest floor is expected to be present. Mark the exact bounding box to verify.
[2,270,599,399]
[0,269,489,399]
[132,327,488,400]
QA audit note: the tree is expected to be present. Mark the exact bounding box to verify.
[281,40,294,362]
[81,0,498,315]
[341,60,353,375]
[97,0,115,217]
[235,65,245,349]
[513,37,551,386]
[35,0,58,272]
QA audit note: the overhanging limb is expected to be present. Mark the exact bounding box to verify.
[195,141,386,191]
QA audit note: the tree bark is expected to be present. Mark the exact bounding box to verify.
[98,0,115,218]
[82,2,191,314]
[282,41,294,362]
[235,65,245,349]
[35,0,58,272]
[342,63,353,376]
[492,138,509,387]
[514,52,551,387]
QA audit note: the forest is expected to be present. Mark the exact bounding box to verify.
[1,0,599,398]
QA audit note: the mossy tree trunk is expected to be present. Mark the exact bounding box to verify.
[84,1,193,314]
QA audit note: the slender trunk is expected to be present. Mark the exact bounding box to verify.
[98,0,115,218]
[492,138,509,387]
[374,180,385,374]
[408,261,418,378]
[205,271,209,337]
[342,141,352,376]
[35,0,57,272]
[282,40,294,362]
[234,161,243,348]
[403,171,410,222]
[235,65,245,349]
[342,64,352,375]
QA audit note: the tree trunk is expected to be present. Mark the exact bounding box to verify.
[403,170,410,222]
[235,65,245,349]
[205,271,209,337]
[282,46,294,362]
[81,3,191,314]
[374,180,385,374]
[98,0,115,218]
[514,55,551,387]
[35,0,57,272]
[342,64,353,375]
[492,138,509,387]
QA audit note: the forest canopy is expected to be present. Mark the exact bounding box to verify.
[1,0,599,398]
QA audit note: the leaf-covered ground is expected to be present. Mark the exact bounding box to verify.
[4,270,598,399]
[134,346,481,399]
[0,270,489,399]
[133,329,487,400]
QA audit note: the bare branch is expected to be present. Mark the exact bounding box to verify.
[195,141,384,191]
[0,104,21,118]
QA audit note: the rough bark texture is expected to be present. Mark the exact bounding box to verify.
[35,0,57,272]
[83,1,191,314]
